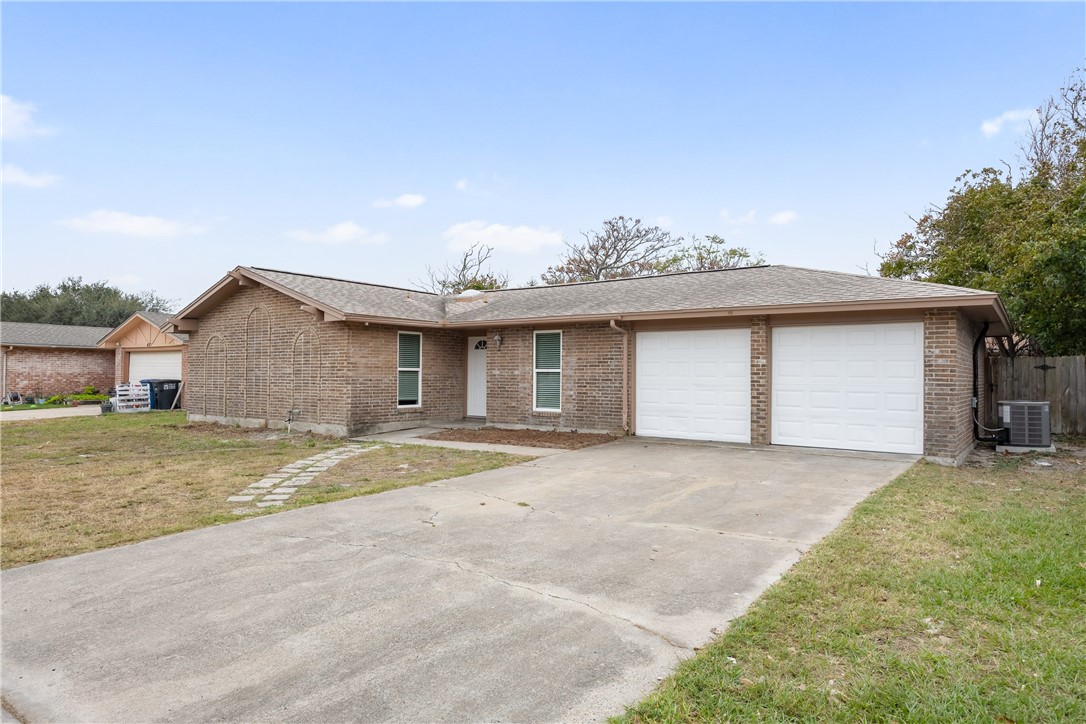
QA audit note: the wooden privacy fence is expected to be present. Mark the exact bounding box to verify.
[986,355,1086,435]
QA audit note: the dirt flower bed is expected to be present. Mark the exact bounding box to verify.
[422,426,617,450]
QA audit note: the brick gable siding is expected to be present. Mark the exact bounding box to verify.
[2,348,114,398]
[185,283,467,435]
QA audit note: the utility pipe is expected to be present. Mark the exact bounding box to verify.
[610,319,629,433]
[972,321,1003,443]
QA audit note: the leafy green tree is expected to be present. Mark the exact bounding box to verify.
[880,73,1086,355]
[1,277,175,328]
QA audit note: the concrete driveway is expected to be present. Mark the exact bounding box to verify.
[1,439,914,723]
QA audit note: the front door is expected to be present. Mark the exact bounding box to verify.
[467,337,488,417]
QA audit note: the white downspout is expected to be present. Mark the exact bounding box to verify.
[609,319,629,433]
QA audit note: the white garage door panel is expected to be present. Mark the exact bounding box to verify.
[128,351,183,382]
[637,329,751,443]
[772,322,923,454]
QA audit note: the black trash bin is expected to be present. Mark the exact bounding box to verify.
[140,379,182,410]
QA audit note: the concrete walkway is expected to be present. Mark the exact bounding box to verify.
[0,405,102,422]
[1,439,915,723]
[352,426,567,457]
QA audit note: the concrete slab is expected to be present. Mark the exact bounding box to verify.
[0,405,102,422]
[0,439,915,723]
[352,427,567,457]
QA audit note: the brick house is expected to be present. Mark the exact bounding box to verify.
[1,322,115,399]
[169,265,1011,465]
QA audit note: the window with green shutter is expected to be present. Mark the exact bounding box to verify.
[398,332,421,407]
[534,331,562,411]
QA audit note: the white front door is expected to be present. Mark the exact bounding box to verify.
[771,322,924,454]
[467,337,488,417]
[636,329,752,443]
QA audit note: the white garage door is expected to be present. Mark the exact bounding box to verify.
[128,351,182,382]
[636,329,751,443]
[772,322,923,454]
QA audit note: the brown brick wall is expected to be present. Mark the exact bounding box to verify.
[347,325,467,434]
[186,284,352,433]
[2,347,115,398]
[485,323,625,432]
[924,309,983,462]
[750,316,769,445]
[185,283,467,434]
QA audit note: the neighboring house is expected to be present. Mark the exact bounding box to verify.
[1,321,115,398]
[97,311,188,386]
[168,265,1011,465]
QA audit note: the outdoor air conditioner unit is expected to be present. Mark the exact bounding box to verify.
[997,400,1051,448]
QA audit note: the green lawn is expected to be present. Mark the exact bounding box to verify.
[619,446,1086,723]
[1,402,73,412]
[1,411,528,568]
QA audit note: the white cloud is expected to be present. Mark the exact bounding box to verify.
[3,163,59,187]
[1,95,55,140]
[768,210,798,225]
[372,193,426,209]
[286,221,388,245]
[454,178,468,192]
[59,209,205,238]
[655,215,674,229]
[720,209,757,225]
[442,220,562,254]
[980,108,1035,138]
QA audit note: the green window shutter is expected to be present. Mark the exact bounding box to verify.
[535,371,561,410]
[535,332,561,370]
[398,333,421,369]
[398,370,419,406]
[534,332,561,410]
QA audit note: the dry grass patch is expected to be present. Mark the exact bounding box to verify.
[618,443,1086,723]
[1,413,527,568]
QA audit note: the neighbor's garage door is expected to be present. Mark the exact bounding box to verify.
[128,351,182,382]
[772,322,923,454]
[636,329,751,443]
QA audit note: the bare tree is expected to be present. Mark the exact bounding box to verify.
[540,216,683,284]
[1022,70,1085,193]
[669,235,765,272]
[417,242,509,295]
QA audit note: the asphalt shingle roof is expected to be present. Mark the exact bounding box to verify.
[240,265,993,325]
[445,266,992,323]
[0,321,115,349]
[247,267,447,322]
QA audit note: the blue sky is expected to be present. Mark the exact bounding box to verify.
[3,1,1083,308]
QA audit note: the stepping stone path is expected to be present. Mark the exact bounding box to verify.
[228,444,379,512]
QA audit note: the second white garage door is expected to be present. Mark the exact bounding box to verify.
[636,329,750,443]
[772,322,924,454]
[128,351,183,382]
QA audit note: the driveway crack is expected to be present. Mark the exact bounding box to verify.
[260,531,687,652]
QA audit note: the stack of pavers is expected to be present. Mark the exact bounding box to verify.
[227,444,378,510]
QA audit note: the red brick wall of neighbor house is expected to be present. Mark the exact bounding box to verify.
[347,324,467,434]
[485,323,625,432]
[924,309,984,461]
[185,284,352,431]
[2,347,115,398]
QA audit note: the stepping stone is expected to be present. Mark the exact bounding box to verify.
[272,487,297,494]
[250,480,278,488]
[227,495,255,502]
[256,501,283,508]
[262,494,290,501]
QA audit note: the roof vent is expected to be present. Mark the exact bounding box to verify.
[455,289,485,299]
